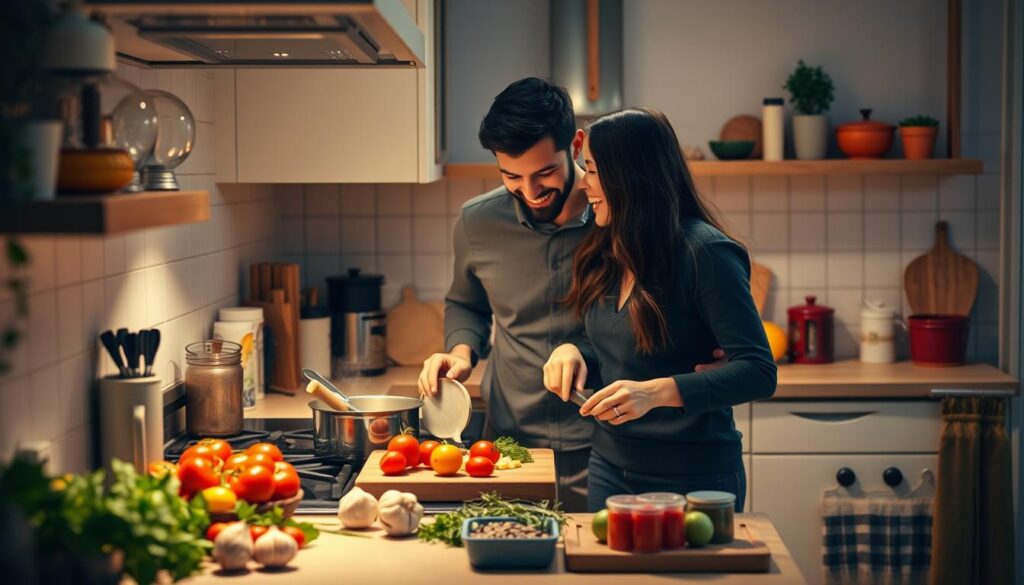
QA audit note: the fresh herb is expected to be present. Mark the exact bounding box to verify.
[493,436,534,463]
[899,115,940,127]
[235,500,320,545]
[417,492,566,547]
[784,59,835,115]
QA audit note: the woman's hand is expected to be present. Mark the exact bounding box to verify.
[543,343,588,402]
[580,378,682,424]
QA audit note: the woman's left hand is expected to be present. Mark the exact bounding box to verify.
[580,377,682,424]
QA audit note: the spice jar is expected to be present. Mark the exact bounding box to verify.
[685,491,736,544]
[185,340,243,437]
[860,300,897,363]
[638,492,686,549]
[605,495,638,552]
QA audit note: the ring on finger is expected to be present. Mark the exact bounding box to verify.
[612,406,622,418]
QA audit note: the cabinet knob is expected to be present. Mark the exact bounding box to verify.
[883,467,903,487]
[836,467,856,487]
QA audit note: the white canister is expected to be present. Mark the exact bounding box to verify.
[300,305,332,376]
[213,318,259,409]
[860,300,896,363]
[217,307,264,401]
[98,375,163,474]
[762,97,785,161]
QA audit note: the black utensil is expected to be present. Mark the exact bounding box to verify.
[146,329,161,376]
[99,330,130,378]
[124,333,140,378]
[139,330,151,376]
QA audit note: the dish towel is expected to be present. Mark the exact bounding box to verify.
[822,491,932,585]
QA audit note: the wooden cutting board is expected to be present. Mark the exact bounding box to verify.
[564,514,771,573]
[720,114,763,158]
[355,448,556,502]
[750,261,771,315]
[904,221,979,316]
[386,286,445,366]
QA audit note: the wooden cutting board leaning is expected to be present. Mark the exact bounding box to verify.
[386,285,445,366]
[903,221,979,315]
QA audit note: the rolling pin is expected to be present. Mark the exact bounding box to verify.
[305,379,350,412]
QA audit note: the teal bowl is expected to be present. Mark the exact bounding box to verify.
[709,140,755,160]
[462,517,559,570]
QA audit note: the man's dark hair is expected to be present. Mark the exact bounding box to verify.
[478,77,576,156]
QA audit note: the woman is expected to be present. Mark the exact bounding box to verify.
[542,108,777,512]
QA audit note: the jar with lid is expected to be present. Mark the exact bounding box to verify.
[787,295,835,364]
[686,490,737,544]
[860,300,897,363]
[185,340,243,437]
[638,492,687,549]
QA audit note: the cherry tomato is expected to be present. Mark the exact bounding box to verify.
[430,444,463,476]
[180,443,221,465]
[243,452,276,470]
[147,460,177,478]
[469,440,500,464]
[196,438,233,462]
[418,440,440,467]
[249,525,269,541]
[177,456,220,498]
[206,522,229,542]
[387,434,420,467]
[201,486,238,513]
[271,461,301,500]
[282,525,306,548]
[228,464,275,503]
[224,453,250,473]
[466,456,495,478]
[245,442,284,462]
[379,451,408,475]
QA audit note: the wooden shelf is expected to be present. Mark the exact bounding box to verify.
[445,158,984,180]
[0,190,210,235]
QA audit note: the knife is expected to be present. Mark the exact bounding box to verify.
[569,390,593,408]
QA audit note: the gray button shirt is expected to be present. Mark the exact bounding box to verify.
[445,186,595,451]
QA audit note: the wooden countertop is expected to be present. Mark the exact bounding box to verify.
[247,360,1017,419]
[181,513,806,584]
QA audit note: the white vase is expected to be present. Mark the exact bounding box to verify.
[21,120,63,200]
[792,114,829,160]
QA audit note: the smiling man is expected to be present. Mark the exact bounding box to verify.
[417,77,595,510]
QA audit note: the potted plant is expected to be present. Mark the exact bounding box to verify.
[898,115,940,160]
[783,60,834,160]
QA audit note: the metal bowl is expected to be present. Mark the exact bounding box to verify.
[309,395,422,460]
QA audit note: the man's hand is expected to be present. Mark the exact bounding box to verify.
[418,347,473,396]
[695,348,728,373]
[542,343,588,402]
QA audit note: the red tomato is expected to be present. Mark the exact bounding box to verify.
[469,441,500,464]
[196,438,233,462]
[387,434,420,467]
[466,456,495,478]
[177,456,220,498]
[180,443,220,464]
[379,451,408,475]
[224,453,250,473]
[249,525,269,541]
[243,452,276,470]
[228,464,275,503]
[271,461,301,500]
[206,522,229,542]
[282,525,306,548]
[418,440,440,467]
[245,442,284,462]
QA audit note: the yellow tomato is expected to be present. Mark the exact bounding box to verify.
[430,444,463,476]
[200,486,238,514]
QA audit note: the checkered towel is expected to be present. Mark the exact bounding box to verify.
[822,491,932,585]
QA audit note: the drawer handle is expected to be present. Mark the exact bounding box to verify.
[883,467,903,487]
[790,411,877,423]
[836,467,856,487]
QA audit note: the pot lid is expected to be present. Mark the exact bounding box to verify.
[685,490,736,507]
[861,300,895,319]
[788,295,834,316]
[420,378,472,444]
[326,267,384,286]
[836,108,895,132]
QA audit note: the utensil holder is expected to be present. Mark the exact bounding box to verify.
[98,375,164,474]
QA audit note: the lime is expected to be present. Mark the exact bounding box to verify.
[685,511,714,547]
[591,508,609,543]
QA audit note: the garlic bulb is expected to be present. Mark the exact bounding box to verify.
[252,526,298,568]
[213,521,253,571]
[337,486,378,528]
[377,490,424,536]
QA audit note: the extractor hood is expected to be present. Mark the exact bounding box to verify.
[550,0,622,118]
[86,1,425,67]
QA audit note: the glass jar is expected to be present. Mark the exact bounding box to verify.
[686,490,737,544]
[185,340,243,437]
[631,500,665,553]
[639,492,687,549]
[605,495,638,552]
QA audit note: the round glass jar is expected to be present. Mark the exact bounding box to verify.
[185,340,243,437]
[685,490,737,544]
[639,492,687,549]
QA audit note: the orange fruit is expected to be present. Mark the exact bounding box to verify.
[762,320,788,362]
[430,444,463,476]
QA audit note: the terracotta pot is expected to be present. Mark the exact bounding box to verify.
[908,314,968,367]
[835,108,894,159]
[900,126,938,160]
[57,148,134,194]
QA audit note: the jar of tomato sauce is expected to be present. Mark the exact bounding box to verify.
[638,492,686,549]
[631,500,665,553]
[605,495,638,552]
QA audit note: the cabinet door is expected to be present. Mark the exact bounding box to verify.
[751,454,938,585]
[235,69,419,183]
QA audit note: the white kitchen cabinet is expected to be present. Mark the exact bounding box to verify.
[215,0,442,184]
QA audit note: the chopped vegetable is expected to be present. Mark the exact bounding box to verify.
[495,456,522,470]
[417,492,566,547]
[493,436,534,463]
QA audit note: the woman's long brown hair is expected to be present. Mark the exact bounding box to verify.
[563,108,739,354]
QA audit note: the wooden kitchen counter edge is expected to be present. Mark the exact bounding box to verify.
[182,513,806,584]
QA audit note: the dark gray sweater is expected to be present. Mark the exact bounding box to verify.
[580,217,777,474]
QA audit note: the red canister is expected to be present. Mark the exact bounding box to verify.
[908,314,969,366]
[788,295,834,364]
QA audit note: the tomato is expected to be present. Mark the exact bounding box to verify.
[180,443,221,465]
[245,442,284,462]
[228,464,275,503]
[196,438,233,462]
[206,522,229,542]
[271,461,301,500]
[224,453,250,472]
[249,524,269,542]
[418,440,440,467]
[469,440,500,464]
[200,486,238,513]
[241,452,275,470]
[466,456,495,478]
[147,460,177,478]
[379,451,408,475]
[387,434,420,467]
[177,456,220,498]
[430,444,463,476]
[282,525,306,548]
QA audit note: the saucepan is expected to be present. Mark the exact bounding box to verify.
[309,395,422,460]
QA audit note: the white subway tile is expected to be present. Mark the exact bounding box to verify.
[720,212,750,242]
[377,184,413,215]
[827,212,863,250]
[278,217,305,254]
[22,237,56,292]
[827,252,864,288]
[938,211,976,251]
[275,184,305,216]
[975,174,1000,211]
[0,301,28,379]
[788,212,825,251]
[713,187,750,212]
[378,255,413,290]
[975,249,1000,289]
[413,216,450,254]
[762,288,789,324]
[28,290,57,369]
[750,213,788,252]
[124,231,147,272]
[305,184,339,215]
[340,218,377,254]
[863,175,900,210]
[124,271,148,331]
[751,176,787,211]
[826,175,862,210]
[448,178,486,211]
[789,175,825,211]
[138,68,157,89]
[377,217,412,253]
[305,256,340,298]
[900,211,939,250]
[834,324,859,360]
[975,286,999,323]
[156,318,182,386]
[339,254,377,274]
[751,252,787,292]
[413,180,448,215]
[82,280,105,352]
[340,184,376,215]
[789,254,826,288]
[185,257,205,313]
[938,175,976,210]
[30,367,60,443]
[975,322,999,366]
[863,212,901,250]
[166,260,187,318]
[976,211,1000,249]
[693,175,713,198]
[306,217,340,254]
[381,287,401,310]
[864,251,902,288]
[828,288,864,324]
[900,175,938,210]
[55,237,82,287]
[57,285,84,360]
[413,254,450,290]
[145,266,167,325]
[156,69,175,93]
[81,236,104,281]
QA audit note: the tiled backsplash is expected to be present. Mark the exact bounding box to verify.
[279,169,1001,366]
[0,63,275,472]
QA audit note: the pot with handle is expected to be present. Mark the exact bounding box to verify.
[309,395,422,460]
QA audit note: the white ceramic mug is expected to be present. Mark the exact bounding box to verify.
[98,375,164,473]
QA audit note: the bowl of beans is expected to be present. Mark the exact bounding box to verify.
[461,517,560,569]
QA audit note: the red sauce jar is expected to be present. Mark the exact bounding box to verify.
[631,502,665,553]
[605,495,638,552]
[639,492,686,549]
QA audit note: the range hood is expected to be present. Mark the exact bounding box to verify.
[86,1,425,67]
[550,0,622,118]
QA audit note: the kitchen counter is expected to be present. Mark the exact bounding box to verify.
[246,360,1018,419]
[182,513,806,584]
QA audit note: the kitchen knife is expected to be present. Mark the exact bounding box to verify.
[99,330,130,378]
[570,390,592,408]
